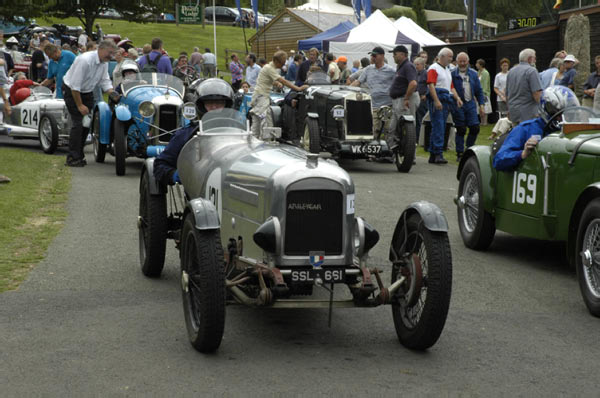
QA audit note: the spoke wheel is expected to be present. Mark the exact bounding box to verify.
[113,118,127,176]
[180,214,226,352]
[457,157,495,250]
[92,111,106,163]
[38,114,58,154]
[301,117,320,153]
[138,171,167,278]
[391,213,452,350]
[395,121,415,173]
[576,199,600,317]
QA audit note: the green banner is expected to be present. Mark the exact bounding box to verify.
[177,4,202,24]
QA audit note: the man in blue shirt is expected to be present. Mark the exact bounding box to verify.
[451,52,485,161]
[137,37,173,75]
[40,43,76,99]
[494,86,577,171]
[558,54,577,90]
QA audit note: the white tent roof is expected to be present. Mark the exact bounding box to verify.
[393,16,445,47]
[344,9,400,46]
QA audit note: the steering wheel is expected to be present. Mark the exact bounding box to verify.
[175,65,199,86]
[545,106,600,131]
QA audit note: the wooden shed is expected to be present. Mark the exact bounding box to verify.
[248,8,354,59]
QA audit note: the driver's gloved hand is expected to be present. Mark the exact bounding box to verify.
[108,91,121,104]
[171,170,181,185]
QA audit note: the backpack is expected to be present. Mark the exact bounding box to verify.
[141,53,162,73]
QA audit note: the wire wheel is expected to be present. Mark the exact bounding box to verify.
[460,172,479,234]
[581,220,600,300]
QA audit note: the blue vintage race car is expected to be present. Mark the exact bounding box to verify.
[91,72,197,176]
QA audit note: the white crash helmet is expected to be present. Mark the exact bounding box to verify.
[121,60,139,78]
[539,86,580,130]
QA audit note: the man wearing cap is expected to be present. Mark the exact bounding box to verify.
[426,47,463,164]
[388,45,419,151]
[351,46,396,141]
[559,54,577,90]
[338,56,350,84]
[451,52,485,162]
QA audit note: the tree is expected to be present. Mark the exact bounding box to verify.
[0,1,45,24]
[413,0,428,29]
[46,0,159,36]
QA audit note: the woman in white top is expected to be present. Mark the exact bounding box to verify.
[493,57,510,116]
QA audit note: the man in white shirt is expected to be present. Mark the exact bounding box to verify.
[245,53,261,87]
[202,48,216,78]
[63,39,118,166]
[78,30,88,48]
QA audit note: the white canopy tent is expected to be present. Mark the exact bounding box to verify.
[393,16,445,48]
[324,10,419,66]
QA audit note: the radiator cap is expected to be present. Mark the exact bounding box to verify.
[306,153,319,168]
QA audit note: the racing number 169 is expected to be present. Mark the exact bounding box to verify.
[512,172,536,205]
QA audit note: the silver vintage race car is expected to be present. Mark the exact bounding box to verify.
[0,86,71,153]
[138,108,453,353]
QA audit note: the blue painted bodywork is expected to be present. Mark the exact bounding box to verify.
[96,101,112,145]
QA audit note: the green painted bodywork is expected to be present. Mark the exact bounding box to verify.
[459,129,600,244]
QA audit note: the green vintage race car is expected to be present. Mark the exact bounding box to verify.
[455,105,600,317]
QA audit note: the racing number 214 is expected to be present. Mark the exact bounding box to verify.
[512,172,537,205]
[21,108,39,127]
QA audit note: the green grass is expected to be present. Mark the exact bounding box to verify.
[0,149,71,292]
[40,17,249,79]
[417,124,495,165]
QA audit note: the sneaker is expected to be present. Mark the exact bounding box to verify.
[428,154,436,164]
[65,158,86,167]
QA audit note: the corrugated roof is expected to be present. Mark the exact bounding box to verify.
[289,9,356,32]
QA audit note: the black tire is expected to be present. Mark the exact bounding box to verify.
[395,120,416,173]
[282,104,296,140]
[138,171,167,278]
[180,214,226,353]
[457,157,496,250]
[391,213,452,350]
[575,199,600,317]
[38,114,59,154]
[113,118,127,176]
[301,117,320,153]
[92,110,106,163]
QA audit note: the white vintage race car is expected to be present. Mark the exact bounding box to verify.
[0,86,71,153]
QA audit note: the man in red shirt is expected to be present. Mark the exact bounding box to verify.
[10,72,39,105]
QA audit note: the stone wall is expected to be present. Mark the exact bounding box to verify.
[564,13,590,98]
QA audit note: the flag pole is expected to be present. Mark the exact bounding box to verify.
[212,0,217,74]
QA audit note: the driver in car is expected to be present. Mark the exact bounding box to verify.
[9,72,39,105]
[115,60,140,95]
[493,86,577,171]
[154,78,234,186]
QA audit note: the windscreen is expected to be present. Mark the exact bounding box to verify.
[200,108,248,133]
[306,70,331,85]
[562,106,600,124]
[121,72,185,98]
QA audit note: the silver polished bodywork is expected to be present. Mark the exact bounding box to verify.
[177,128,356,267]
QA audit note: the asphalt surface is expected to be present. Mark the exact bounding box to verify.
[1,138,599,396]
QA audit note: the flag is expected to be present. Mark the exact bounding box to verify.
[362,0,371,18]
[473,0,477,37]
[553,0,562,9]
[251,0,259,30]
[464,0,469,12]
[235,0,243,25]
[352,0,362,24]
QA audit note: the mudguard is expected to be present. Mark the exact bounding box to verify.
[96,101,112,145]
[270,105,282,127]
[186,198,220,230]
[401,114,415,123]
[140,158,166,195]
[457,145,495,213]
[115,104,132,122]
[307,112,319,119]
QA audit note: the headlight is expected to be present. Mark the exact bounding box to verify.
[182,102,198,120]
[356,92,363,101]
[138,101,155,118]
[331,105,344,120]
[354,217,380,258]
[378,105,393,122]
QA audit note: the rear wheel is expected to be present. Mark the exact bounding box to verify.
[180,214,226,353]
[113,119,127,176]
[576,199,600,317]
[391,213,452,350]
[301,117,320,153]
[38,114,58,154]
[395,120,416,173]
[457,157,496,250]
[92,111,106,163]
[138,171,167,278]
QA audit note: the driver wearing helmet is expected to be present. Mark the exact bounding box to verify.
[115,60,140,95]
[493,86,579,171]
[154,78,234,186]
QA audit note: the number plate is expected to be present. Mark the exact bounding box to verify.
[333,108,344,118]
[290,269,345,283]
[351,144,382,154]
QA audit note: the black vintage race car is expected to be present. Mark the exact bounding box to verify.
[280,72,416,172]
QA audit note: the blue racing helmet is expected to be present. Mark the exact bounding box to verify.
[539,86,580,131]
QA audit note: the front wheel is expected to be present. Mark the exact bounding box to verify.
[457,157,496,250]
[138,170,167,278]
[113,119,127,176]
[301,117,320,153]
[395,120,416,173]
[180,214,226,352]
[576,199,600,317]
[92,110,106,163]
[391,213,452,350]
[38,114,59,154]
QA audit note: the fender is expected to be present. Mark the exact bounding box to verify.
[186,197,220,230]
[307,112,319,119]
[140,158,166,195]
[115,104,132,122]
[566,183,600,268]
[270,105,282,128]
[400,114,415,123]
[95,101,112,145]
[389,201,448,261]
[457,145,495,213]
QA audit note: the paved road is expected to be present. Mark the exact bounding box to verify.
[1,144,598,396]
